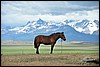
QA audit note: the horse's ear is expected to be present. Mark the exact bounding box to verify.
[62,32,64,34]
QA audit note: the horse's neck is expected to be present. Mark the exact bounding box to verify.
[50,34,60,41]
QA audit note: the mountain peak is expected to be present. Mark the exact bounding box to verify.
[37,18,47,25]
[26,21,31,25]
[39,18,42,20]
[82,19,89,23]
[37,18,44,22]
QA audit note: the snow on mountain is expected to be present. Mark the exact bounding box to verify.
[1,26,12,34]
[64,19,99,35]
[1,29,7,34]
[1,18,99,42]
[9,18,65,34]
[9,27,23,31]
[57,25,99,42]
[2,18,99,35]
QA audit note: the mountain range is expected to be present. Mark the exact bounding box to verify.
[1,18,99,42]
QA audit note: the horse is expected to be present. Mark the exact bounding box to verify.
[34,32,66,54]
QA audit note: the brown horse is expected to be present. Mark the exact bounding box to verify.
[34,32,66,54]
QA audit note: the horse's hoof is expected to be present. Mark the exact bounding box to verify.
[36,52,39,54]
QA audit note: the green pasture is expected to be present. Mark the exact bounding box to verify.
[1,43,99,55]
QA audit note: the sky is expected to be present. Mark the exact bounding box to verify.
[1,1,99,27]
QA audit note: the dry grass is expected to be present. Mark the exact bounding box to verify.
[1,53,99,66]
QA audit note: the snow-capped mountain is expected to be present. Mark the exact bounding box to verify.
[7,18,65,34]
[64,19,99,35]
[7,18,99,35]
[1,18,99,42]
[1,26,12,34]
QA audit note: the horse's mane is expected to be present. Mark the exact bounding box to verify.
[49,32,61,36]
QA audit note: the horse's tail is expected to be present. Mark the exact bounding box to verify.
[33,38,37,48]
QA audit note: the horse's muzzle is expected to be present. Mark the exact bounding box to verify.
[63,39,66,41]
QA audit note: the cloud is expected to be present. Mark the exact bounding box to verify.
[65,9,99,20]
[1,1,99,15]
[1,9,99,26]
[1,1,99,26]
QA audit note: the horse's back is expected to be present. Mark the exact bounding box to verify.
[35,35,50,38]
[35,35,51,44]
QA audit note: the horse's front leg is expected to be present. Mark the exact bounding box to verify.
[36,44,40,54]
[36,47,39,54]
[50,44,54,54]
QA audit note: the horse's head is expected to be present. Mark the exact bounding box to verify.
[59,32,66,41]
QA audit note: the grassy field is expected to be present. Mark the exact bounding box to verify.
[1,42,99,66]
[1,43,99,55]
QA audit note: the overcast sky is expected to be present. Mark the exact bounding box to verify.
[1,1,99,27]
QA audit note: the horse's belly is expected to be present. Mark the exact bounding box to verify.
[40,41,51,45]
[42,42,51,45]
